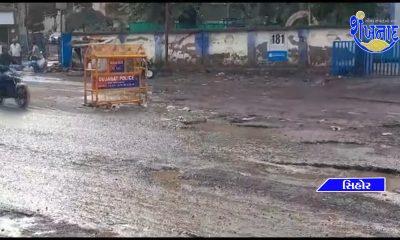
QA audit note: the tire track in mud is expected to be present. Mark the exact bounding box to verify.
[182,166,400,234]
[339,96,400,105]
[267,160,400,175]
[300,140,364,145]
[3,76,400,236]
[167,116,400,235]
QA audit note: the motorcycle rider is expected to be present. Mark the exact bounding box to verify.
[28,41,47,73]
[0,64,15,102]
[0,46,12,67]
[0,62,29,108]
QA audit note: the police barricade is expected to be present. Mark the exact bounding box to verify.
[83,44,149,108]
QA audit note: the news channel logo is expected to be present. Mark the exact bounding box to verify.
[317,177,386,192]
[350,10,399,53]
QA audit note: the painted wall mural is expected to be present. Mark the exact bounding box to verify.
[69,28,352,68]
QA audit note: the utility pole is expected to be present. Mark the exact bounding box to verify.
[25,3,29,52]
[165,2,169,67]
[60,9,63,33]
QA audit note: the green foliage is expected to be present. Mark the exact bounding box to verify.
[310,3,383,26]
[106,3,165,25]
[66,7,113,32]
[173,3,201,26]
[240,2,382,27]
[26,3,58,32]
[252,3,303,26]
[87,2,387,32]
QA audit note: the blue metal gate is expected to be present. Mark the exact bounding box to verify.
[331,41,400,76]
[331,41,356,76]
[60,33,72,69]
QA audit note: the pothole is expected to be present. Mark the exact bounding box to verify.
[151,169,182,191]
[234,121,282,129]
[382,121,400,128]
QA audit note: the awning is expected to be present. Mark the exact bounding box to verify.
[0,12,14,25]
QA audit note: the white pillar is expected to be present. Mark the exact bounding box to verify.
[56,11,61,32]
[16,3,28,51]
[393,3,400,26]
[92,3,106,16]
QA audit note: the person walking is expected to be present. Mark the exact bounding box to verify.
[9,39,22,65]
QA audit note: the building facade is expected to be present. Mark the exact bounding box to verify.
[0,4,18,50]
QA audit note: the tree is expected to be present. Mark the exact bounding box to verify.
[26,3,58,32]
[174,4,200,27]
[257,3,305,26]
[310,3,383,26]
[101,3,387,32]
[65,4,113,32]
[106,3,165,24]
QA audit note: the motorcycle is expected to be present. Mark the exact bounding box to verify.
[0,65,30,108]
[145,59,155,79]
[28,51,47,73]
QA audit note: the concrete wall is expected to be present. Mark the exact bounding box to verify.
[169,33,197,64]
[307,29,352,66]
[208,32,248,65]
[71,27,351,68]
[72,34,155,56]
[255,30,299,64]
[125,34,156,62]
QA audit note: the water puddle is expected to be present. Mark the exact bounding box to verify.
[22,76,81,86]
[0,215,37,237]
[193,120,276,141]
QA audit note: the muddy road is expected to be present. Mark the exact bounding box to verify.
[0,72,400,237]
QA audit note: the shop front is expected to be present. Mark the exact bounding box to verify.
[0,11,16,52]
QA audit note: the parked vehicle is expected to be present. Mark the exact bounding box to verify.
[0,65,30,108]
[146,59,155,79]
[49,32,61,44]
